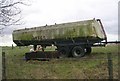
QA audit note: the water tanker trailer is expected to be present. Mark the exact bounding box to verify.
[13,18,107,58]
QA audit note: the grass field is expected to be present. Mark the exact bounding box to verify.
[2,44,119,79]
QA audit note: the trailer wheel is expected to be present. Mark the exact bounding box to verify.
[85,47,92,55]
[72,46,85,58]
[58,47,69,58]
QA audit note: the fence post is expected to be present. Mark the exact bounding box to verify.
[2,52,6,80]
[107,53,113,80]
[118,51,120,80]
[12,44,14,49]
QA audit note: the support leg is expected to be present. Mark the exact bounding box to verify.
[34,45,37,52]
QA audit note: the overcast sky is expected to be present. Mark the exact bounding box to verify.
[0,0,119,46]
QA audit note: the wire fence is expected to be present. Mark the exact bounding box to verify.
[1,46,119,80]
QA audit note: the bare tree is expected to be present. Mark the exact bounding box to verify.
[0,0,26,30]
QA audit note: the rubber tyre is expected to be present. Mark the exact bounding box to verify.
[72,46,85,58]
[58,47,69,58]
[85,47,92,55]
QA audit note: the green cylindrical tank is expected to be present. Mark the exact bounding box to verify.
[13,19,107,46]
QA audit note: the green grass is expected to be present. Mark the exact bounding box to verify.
[2,44,119,79]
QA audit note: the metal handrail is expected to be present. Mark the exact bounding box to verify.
[96,19,107,44]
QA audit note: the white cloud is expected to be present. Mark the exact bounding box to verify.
[21,0,118,25]
[0,35,15,46]
[106,33,118,41]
